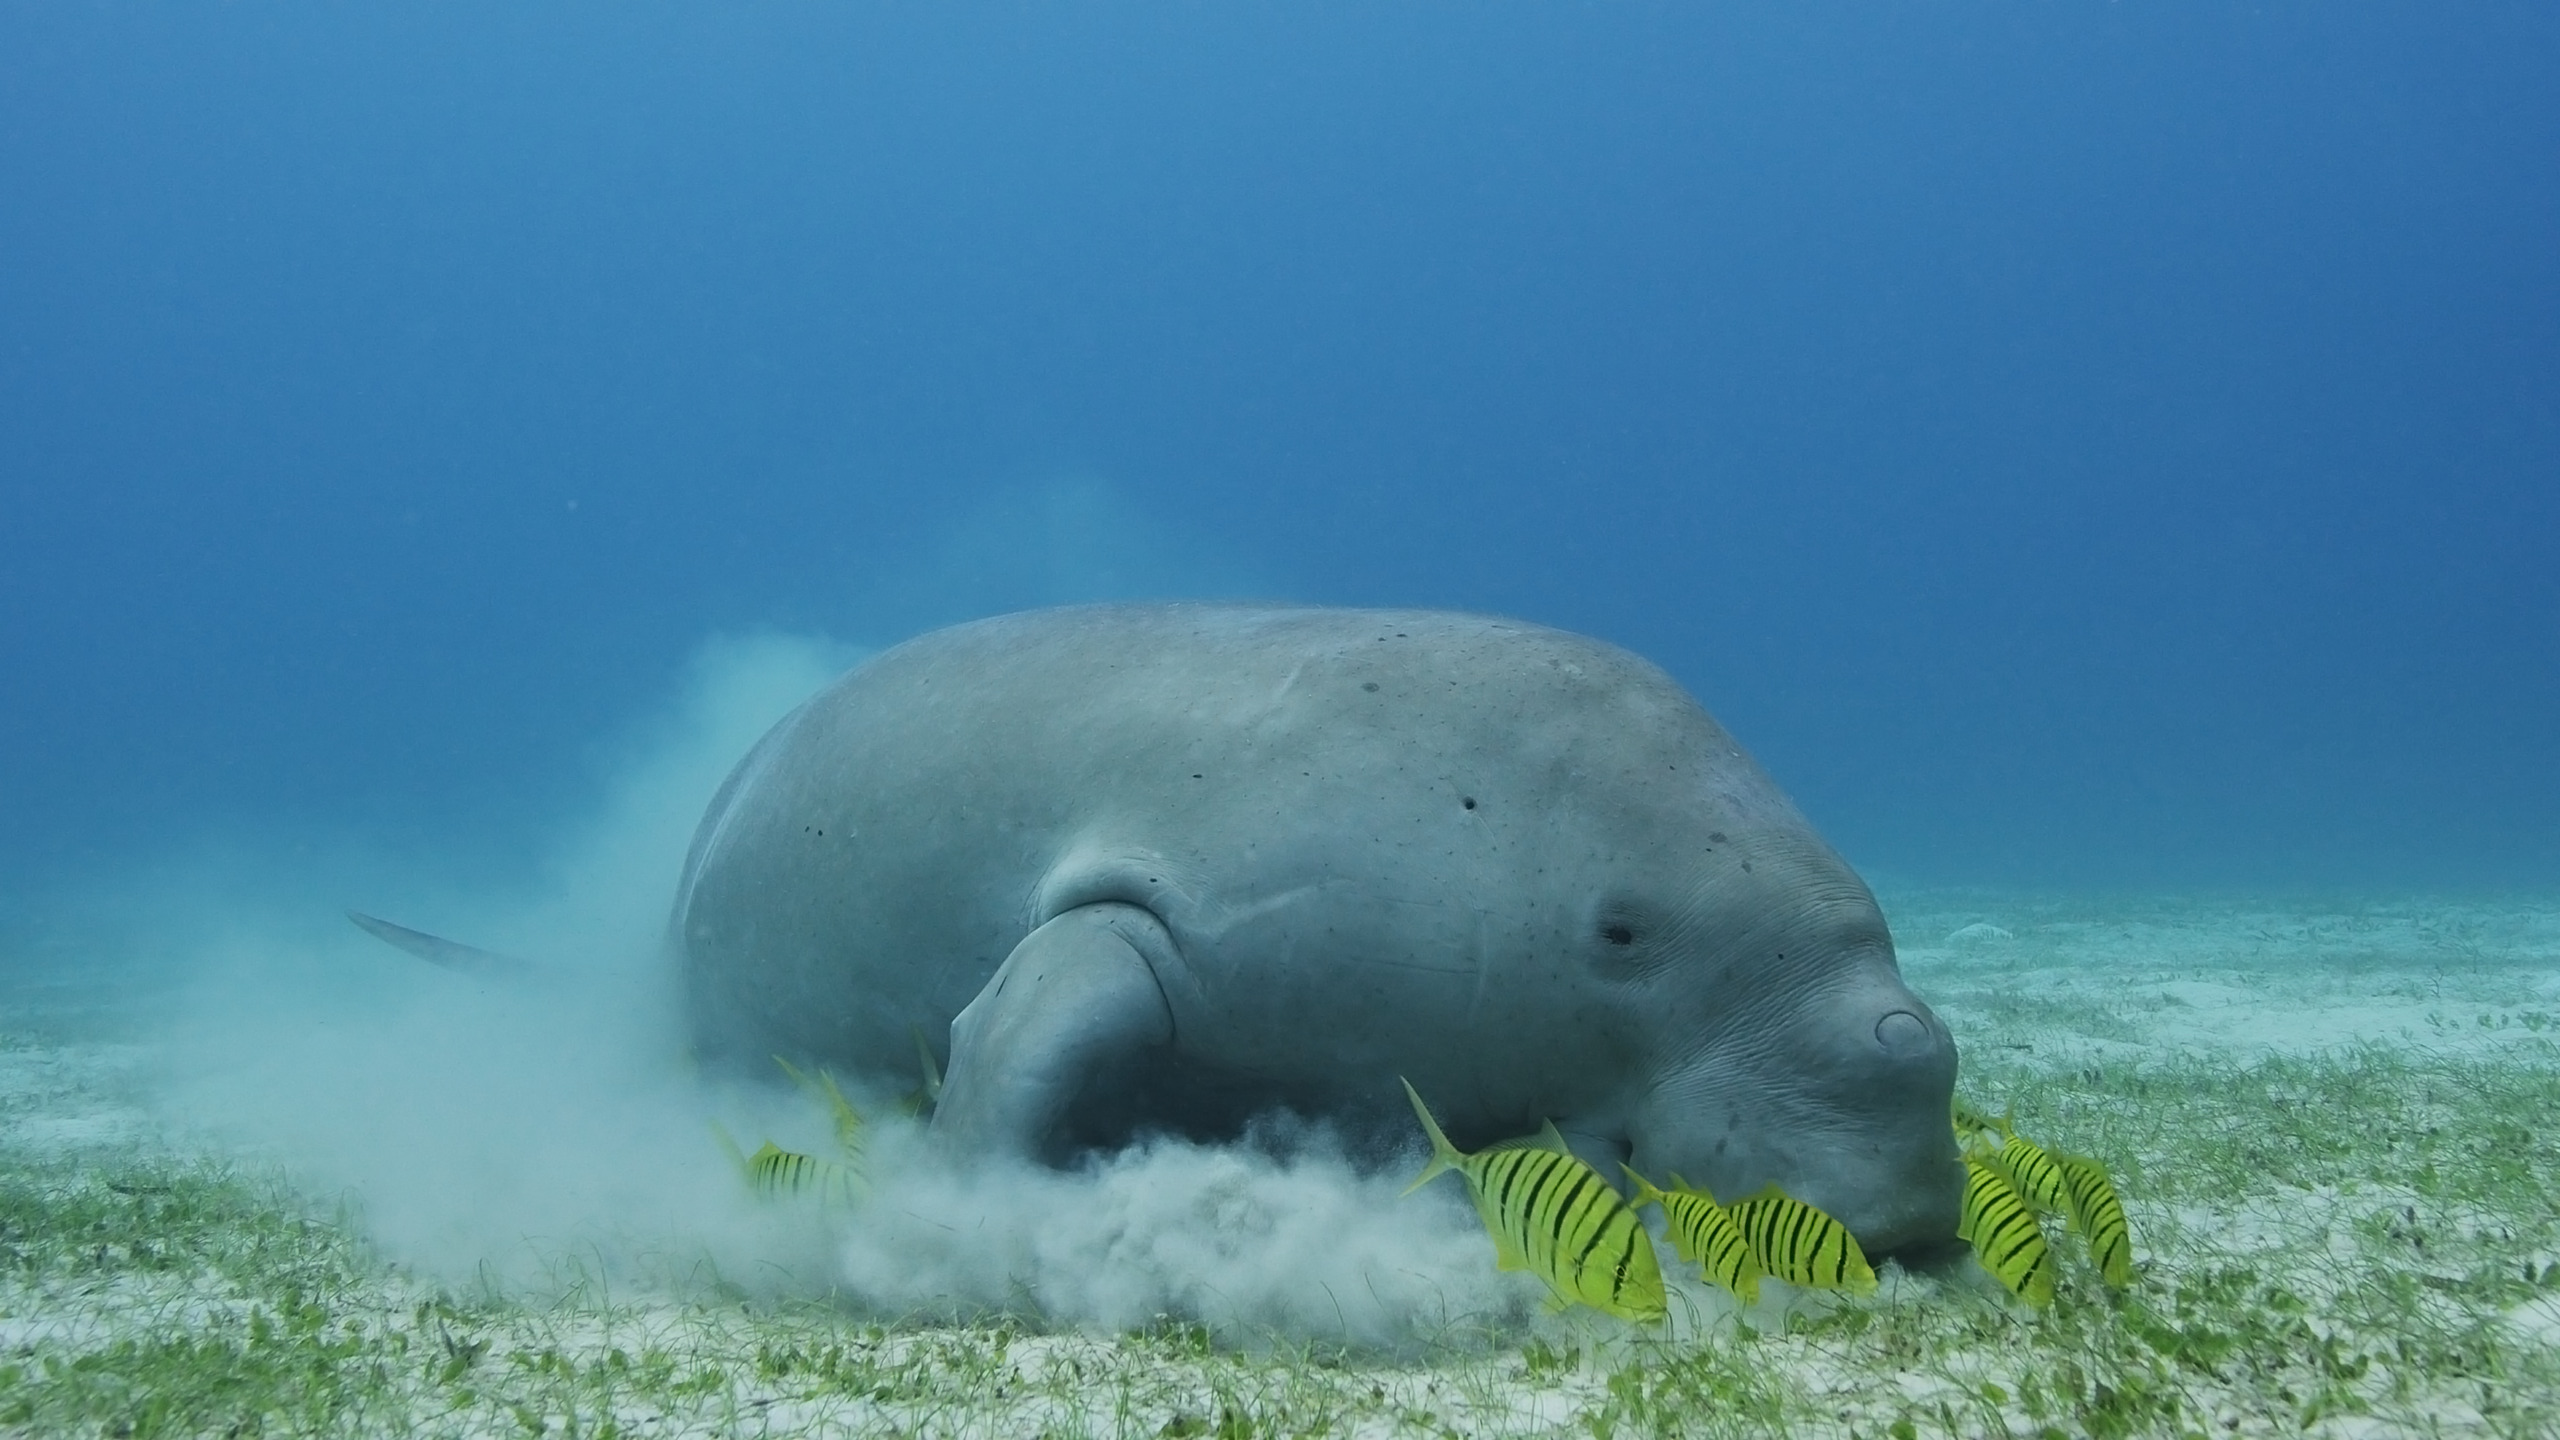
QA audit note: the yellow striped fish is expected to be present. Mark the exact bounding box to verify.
[1725,1185,1878,1295]
[707,1124,861,1203]
[1401,1080,1666,1322]
[745,1140,840,1199]
[1959,1154,2055,1307]
[1623,1168,1761,1305]
[1996,1131,2069,1215]
[710,1103,861,1206]
[1951,1097,2009,1142]
[2055,1152,2133,1286]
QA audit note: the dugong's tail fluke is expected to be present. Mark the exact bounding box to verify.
[346,911,536,980]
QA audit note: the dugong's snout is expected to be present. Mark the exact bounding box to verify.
[1798,985,1965,1255]
[1636,977,1963,1258]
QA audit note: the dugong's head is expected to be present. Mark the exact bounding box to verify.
[1618,833,1961,1258]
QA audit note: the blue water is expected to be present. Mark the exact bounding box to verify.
[3,3,2554,896]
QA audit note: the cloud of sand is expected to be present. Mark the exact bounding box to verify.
[835,1118,1530,1346]
[126,502,1537,1348]
[144,627,1523,1346]
[153,629,865,1298]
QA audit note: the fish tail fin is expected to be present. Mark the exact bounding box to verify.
[2053,1151,2098,1231]
[910,1025,945,1103]
[708,1119,748,1171]
[816,1071,865,1161]
[1399,1078,1465,1195]
[1621,1164,1667,1210]
[773,1055,867,1161]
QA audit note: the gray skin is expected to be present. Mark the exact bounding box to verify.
[674,604,1961,1256]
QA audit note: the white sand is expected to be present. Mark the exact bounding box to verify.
[4,888,2556,1438]
[1887,891,2560,1065]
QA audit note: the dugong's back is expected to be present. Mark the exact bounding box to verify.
[680,604,1762,1080]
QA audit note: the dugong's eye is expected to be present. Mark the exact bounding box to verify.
[1602,924,1636,947]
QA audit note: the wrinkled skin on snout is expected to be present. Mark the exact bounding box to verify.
[1620,863,1962,1256]
[674,604,1963,1259]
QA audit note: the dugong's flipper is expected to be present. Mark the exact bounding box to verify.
[933,902,1177,1160]
[346,911,537,980]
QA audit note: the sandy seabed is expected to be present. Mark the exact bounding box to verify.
[3,889,2557,1438]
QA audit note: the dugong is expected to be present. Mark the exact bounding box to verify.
[674,604,1961,1255]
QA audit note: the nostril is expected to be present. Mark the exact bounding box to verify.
[1875,1009,1930,1056]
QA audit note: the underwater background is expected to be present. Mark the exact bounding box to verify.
[3,2,2553,907]
[6,13,2560,1432]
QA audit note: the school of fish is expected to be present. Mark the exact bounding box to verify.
[1391,1082,2134,1323]
[719,1056,2134,1325]
[1950,1097,2134,1306]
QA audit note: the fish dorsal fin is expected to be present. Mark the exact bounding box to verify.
[1668,1173,1722,1206]
[1732,1182,1792,1208]
[1481,1122,1570,1156]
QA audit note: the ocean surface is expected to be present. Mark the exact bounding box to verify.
[3,5,2554,908]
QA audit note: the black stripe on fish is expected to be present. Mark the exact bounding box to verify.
[1557,1169,1607,1258]
[1606,1217,1640,1302]
[1556,1163,1605,1277]
[1520,1152,1573,1272]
